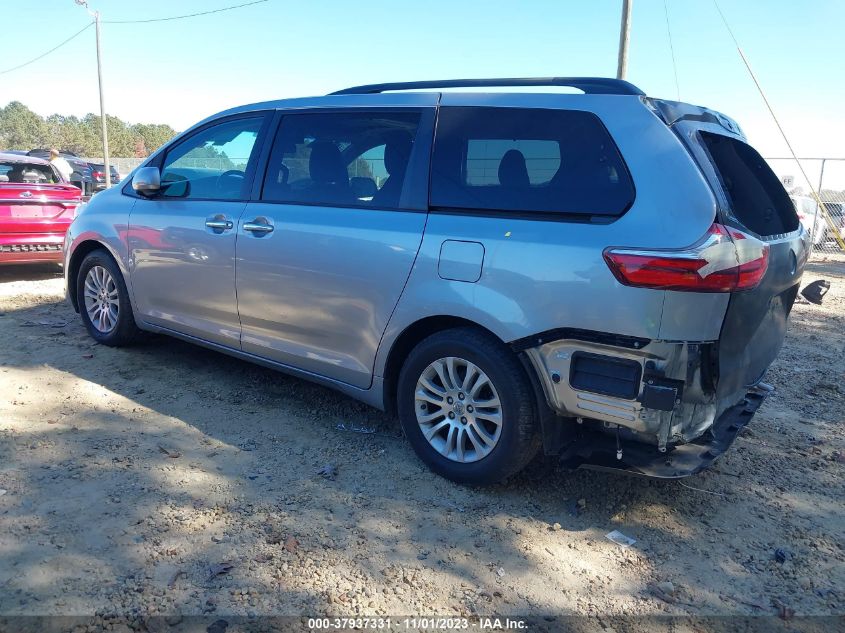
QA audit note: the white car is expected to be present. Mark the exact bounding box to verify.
[790,195,830,245]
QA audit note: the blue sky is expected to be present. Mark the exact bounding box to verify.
[2,0,844,184]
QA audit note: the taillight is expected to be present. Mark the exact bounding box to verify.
[603,223,769,292]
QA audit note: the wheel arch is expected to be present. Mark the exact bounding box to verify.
[381,315,513,415]
[67,240,122,312]
[380,314,563,456]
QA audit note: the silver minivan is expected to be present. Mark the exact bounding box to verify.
[64,78,808,484]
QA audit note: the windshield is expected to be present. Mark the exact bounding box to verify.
[0,161,61,184]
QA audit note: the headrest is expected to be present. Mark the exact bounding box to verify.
[384,132,413,176]
[498,149,529,187]
[309,141,347,184]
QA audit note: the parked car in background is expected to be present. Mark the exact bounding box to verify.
[26,149,94,196]
[0,152,82,264]
[89,163,121,191]
[818,201,845,244]
[791,195,825,245]
[64,77,806,484]
[791,195,845,245]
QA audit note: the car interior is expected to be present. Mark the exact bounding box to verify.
[429,107,635,217]
[263,113,420,208]
[158,120,262,201]
[0,162,60,184]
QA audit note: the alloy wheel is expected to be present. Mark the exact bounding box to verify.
[414,356,503,463]
[83,265,119,334]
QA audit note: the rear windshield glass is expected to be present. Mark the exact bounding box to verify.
[700,132,798,236]
[430,107,634,217]
[0,161,59,184]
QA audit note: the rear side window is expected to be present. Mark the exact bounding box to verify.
[430,107,634,217]
[700,132,798,236]
[262,111,421,208]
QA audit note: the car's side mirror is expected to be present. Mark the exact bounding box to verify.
[132,167,161,196]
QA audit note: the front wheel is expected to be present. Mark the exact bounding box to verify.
[397,327,541,485]
[76,249,140,346]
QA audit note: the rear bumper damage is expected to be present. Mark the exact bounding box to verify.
[562,388,765,478]
[521,332,770,478]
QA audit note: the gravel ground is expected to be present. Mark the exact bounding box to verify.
[0,257,843,624]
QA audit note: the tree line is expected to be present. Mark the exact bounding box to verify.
[0,101,177,158]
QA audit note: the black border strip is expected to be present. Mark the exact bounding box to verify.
[510,327,651,352]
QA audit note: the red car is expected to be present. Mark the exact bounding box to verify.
[0,152,82,264]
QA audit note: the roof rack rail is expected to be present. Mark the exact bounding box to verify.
[330,77,645,96]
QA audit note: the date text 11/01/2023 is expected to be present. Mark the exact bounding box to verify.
[307,617,528,630]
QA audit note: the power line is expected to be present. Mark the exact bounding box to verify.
[0,22,93,76]
[0,0,268,77]
[711,0,845,250]
[102,0,268,24]
[663,0,680,100]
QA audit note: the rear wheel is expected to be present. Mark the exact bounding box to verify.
[397,327,540,485]
[76,249,140,346]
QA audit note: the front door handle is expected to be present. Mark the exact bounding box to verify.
[243,219,274,234]
[205,218,234,231]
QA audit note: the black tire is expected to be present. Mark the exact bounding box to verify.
[397,327,541,485]
[76,249,140,346]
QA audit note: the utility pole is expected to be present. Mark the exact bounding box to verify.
[617,0,633,80]
[75,0,110,188]
[93,11,110,188]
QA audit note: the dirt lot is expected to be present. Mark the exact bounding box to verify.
[0,257,843,625]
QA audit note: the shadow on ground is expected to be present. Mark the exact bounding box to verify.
[0,262,842,618]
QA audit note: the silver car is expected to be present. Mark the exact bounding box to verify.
[64,78,807,484]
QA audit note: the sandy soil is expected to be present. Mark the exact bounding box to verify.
[0,257,843,625]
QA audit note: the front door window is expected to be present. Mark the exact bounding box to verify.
[160,117,264,200]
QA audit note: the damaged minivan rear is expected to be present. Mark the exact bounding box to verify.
[515,96,807,479]
[65,77,806,484]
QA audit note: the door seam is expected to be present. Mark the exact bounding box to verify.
[233,202,249,351]
[369,210,431,387]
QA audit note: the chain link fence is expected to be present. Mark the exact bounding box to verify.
[766,157,845,259]
[81,157,144,177]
